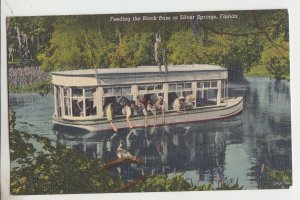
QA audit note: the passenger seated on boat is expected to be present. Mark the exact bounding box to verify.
[172,96,185,112]
[183,95,195,110]
[73,97,84,116]
[155,96,166,124]
[111,96,126,115]
[147,100,157,126]
[137,97,148,127]
[105,103,118,132]
[116,96,130,108]
[122,101,135,129]
[85,99,96,116]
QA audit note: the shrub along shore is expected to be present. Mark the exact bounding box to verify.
[8,66,51,94]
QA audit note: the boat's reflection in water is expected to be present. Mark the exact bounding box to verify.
[53,118,242,186]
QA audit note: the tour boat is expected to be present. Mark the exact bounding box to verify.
[51,64,243,132]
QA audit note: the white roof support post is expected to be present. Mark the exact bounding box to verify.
[98,87,104,118]
[53,85,58,117]
[217,80,222,106]
[69,88,73,117]
[192,81,197,108]
[83,89,86,117]
[61,87,65,118]
[163,83,169,111]
[132,85,138,103]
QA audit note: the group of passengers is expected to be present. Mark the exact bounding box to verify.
[172,95,196,112]
[106,94,195,132]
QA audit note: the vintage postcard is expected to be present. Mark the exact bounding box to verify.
[4,8,292,197]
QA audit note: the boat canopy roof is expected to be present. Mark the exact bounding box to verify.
[52,64,225,77]
[51,64,228,87]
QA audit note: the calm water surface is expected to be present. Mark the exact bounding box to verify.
[9,77,292,189]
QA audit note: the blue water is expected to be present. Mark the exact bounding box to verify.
[9,77,292,189]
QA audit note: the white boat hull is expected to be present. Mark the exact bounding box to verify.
[53,97,243,132]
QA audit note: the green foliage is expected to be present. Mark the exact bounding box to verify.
[9,79,51,94]
[244,65,269,77]
[168,30,228,65]
[110,33,155,67]
[259,169,292,189]
[10,115,123,194]
[7,16,57,64]
[266,56,289,79]
[129,174,243,192]
[38,22,117,72]
[167,30,264,79]
[7,10,289,79]
[224,36,264,77]
[129,174,196,192]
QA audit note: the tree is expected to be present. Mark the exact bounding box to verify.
[109,33,156,68]
[7,16,57,66]
[37,17,118,72]
[7,10,290,79]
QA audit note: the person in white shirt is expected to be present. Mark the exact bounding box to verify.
[155,96,166,124]
[172,96,185,112]
[183,95,195,110]
[137,97,148,127]
[122,101,135,129]
[105,103,118,132]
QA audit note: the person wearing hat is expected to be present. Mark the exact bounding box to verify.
[147,99,157,126]
[155,96,166,124]
[172,96,185,112]
[137,96,148,127]
[183,95,196,110]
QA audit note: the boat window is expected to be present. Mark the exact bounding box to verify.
[168,82,193,110]
[71,88,84,117]
[205,89,218,100]
[195,89,218,107]
[103,95,133,117]
[196,81,220,107]
[211,81,217,88]
[138,84,163,94]
[147,85,154,91]
[204,82,210,88]
[184,83,192,89]
[113,87,122,95]
[169,84,176,91]
[85,88,97,117]
[72,98,83,117]
[183,91,193,96]
[61,88,98,117]
[63,88,71,116]
[85,89,94,97]
[155,84,163,90]
[196,90,203,107]
[177,83,184,90]
[64,87,68,96]
[169,82,192,91]
[221,80,227,99]
[104,88,113,95]
[138,85,146,91]
[122,87,131,95]
[72,88,83,97]
[104,86,132,96]
[197,82,204,88]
